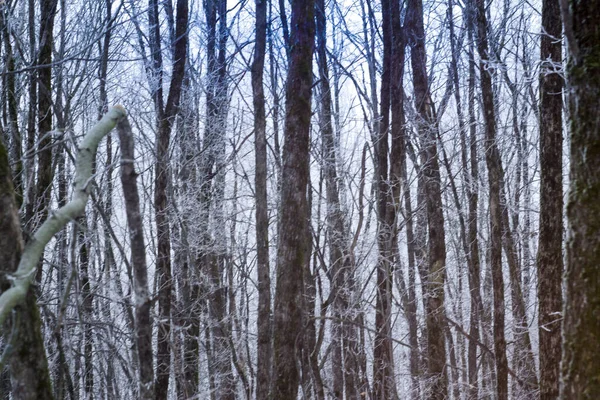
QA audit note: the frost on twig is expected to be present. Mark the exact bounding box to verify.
[0,106,126,325]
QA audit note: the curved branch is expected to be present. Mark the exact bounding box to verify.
[0,105,126,325]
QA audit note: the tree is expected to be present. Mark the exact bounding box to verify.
[251,0,272,398]
[271,0,315,396]
[145,0,189,398]
[537,0,563,398]
[474,0,509,398]
[406,0,449,397]
[560,1,600,398]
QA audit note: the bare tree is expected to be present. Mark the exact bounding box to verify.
[251,0,272,398]
[474,0,509,398]
[271,0,315,396]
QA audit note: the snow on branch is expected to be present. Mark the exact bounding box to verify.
[0,105,126,325]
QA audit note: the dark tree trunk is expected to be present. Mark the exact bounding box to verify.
[560,1,600,398]
[537,0,563,398]
[474,0,508,398]
[28,0,58,231]
[117,117,154,400]
[406,0,448,398]
[315,0,359,397]
[147,1,189,399]
[372,0,398,398]
[271,0,315,396]
[251,0,272,398]
[0,143,53,400]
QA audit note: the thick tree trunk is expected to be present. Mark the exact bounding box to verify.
[560,1,600,398]
[537,1,563,398]
[0,154,53,398]
[271,0,315,396]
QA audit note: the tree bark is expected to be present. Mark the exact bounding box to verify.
[560,1,600,398]
[116,117,154,400]
[271,0,315,396]
[251,0,272,397]
[406,0,448,398]
[537,0,563,398]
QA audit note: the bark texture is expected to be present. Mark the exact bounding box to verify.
[0,144,53,400]
[251,0,272,398]
[271,0,315,396]
[537,0,563,398]
[561,1,600,398]
[406,0,448,397]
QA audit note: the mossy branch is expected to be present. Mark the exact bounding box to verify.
[0,106,126,325]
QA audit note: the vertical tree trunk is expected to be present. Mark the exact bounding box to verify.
[537,0,563,398]
[372,0,398,398]
[116,117,154,400]
[203,0,234,397]
[315,0,359,397]
[560,1,600,398]
[28,0,58,230]
[147,1,189,399]
[251,0,272,397]
[405,0,448,398]
[466,5,482,397]
[0,136,53,400]
[474,0,508,398]
[271,0,315,396]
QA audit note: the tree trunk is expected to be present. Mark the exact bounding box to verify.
[406,0,448,398]
[474,0,508,398]
[251,0,272,397]
[146,0,189,398]
[271,0,315,396]
[116,117,154,400]
[560,1,600,398]
[537,0,563,398]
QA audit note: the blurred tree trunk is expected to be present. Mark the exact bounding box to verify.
[271,0,315,396]
[560,1,600,398]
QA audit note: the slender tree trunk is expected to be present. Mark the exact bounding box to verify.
[406,0,448,398]
[251,0,272,397]
[147,1,189,399]
[560,1,600,398]
[537,0,563,398]
[28,0,58,231]
[271,0,315,396]
[474,0,508,398]
[116,117,154,400]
